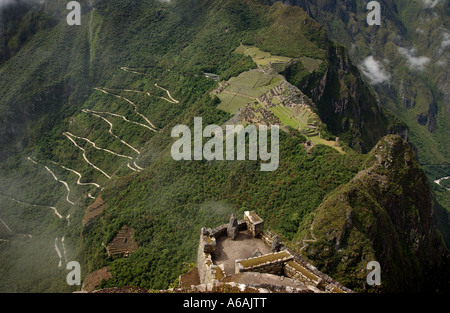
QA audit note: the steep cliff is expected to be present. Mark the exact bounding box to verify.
[284,42,407,153]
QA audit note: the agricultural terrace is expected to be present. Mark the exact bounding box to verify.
[213,45,344,154]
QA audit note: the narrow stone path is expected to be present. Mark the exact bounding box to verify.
[133,161,144,171]
[434,176,450,191]
[154,83,179,104]
[82,109,141,155]
[64,131,134,160]
[35,162,75,206]
[61,236,68,263]
[0,194,63,220]
[54,237,63,268]
[94,87,158,131]
[120,66,144,75]
[127,163,140,172]
[52,161,101,189]
[300,216,317,251]
[63,132,111,179]
[0,217,12,233]
[82,108,155,132]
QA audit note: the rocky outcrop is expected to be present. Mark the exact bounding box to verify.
[416,101,438,133]
[271,235,281,252]
[227,213,239,240]
[81,266,112,292]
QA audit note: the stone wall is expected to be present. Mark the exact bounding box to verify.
[260,231,275,247]
[197,232,213,284]
[284,261,323,288]
[197,228,225,285]
[210,221,246,239]
[168,280,314,293]
[235,251,294,276]
[244,211,264,237]
[287,252,352,293]
[259,230,353,293]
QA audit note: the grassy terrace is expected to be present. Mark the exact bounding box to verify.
[226,71,283,96]
[214,267,226,280]
[216,92,253,114]
[216,45,289,114]
[269,106,310,130]
[235,44,292,70]
[268,105,345,153]
[299,56,322,73]
[311,137,344,154]
[240,251,291,268]
[216,68,283,113]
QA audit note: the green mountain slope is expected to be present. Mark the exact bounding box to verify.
[297,135,449,292]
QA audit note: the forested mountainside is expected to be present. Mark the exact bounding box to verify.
[0,0,448,293]
[297,135,449,292]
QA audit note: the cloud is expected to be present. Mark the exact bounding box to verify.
[397,47,430,71]
[436,32,450,56]
[422,0,443,8]
[441,32,450,49]
[359,56,391,85]
[0,0,14,8]
[0,0,15,27]
[0,0,45,10]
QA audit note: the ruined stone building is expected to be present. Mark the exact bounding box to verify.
[179,211,353,293]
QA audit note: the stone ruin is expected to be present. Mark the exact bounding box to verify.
[105,225,138,257]
[244,210,264,237]
[189,210,354,293]
[201,227,216,255]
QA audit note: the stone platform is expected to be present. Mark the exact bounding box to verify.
[213,230,271,276]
